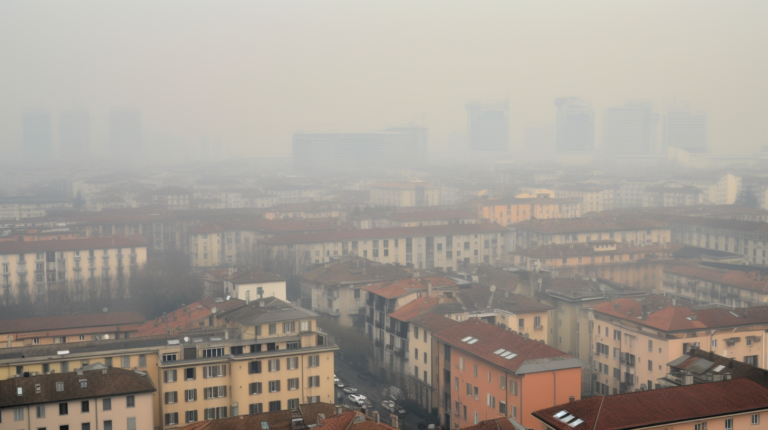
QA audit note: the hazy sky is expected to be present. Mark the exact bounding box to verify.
[1,1,766,157]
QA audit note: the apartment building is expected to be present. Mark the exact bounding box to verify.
[662,263,768,307]
[189,218,345,268]
[641,183,704,207]
[432,319,582,430]
[660,348,768,388]
[382,208,478,228]
[0,311,145,348]
[509,216,670,251]
[555,185,613,213]
[221,270,286,301]
[508,240,671,290]
[675,172,741,205]
[533,379,768,430]
[300,257,409,326]
[257,223,509,275]
[668,215,768,265]
[134,297,245,337]
[0,236,147,303]
[0,366,155,430]
[0,196,73,221]
[476,198,582,227]
[370,181,440,207]
[590,297,768,396]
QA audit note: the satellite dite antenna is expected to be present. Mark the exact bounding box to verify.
[226,295,231,301]
[104,334,109,340]
[184,337,190,343]
[489,285,496,292]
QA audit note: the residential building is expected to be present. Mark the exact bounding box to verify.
[22,111,53,160]
[556,98,594,153]
[534,379,768,430]
[0,236,148,303]
[660,348,768,388]
[432,319,582,429]
[174,402,339,430]
[509,216,671,251]
[0,196,74,221]
[221,270,286,302]
[662,262,768,307]
[0,366,155,430]
[133,297,245,337]
[590,297,768,395]
[300,257,409,326]
[189,218,345,268]
[507,240,671,290]
[0,311,145,349]
[475,198,582,227]
[466,101,509,152]
[663,107,708,153]
[603,101,658,155]
[675,173,741,205]
[370,180,440,207]
[60,108,90,159]
[641,183,703,207]
[381,208,478,228]
[257,223,509,275]
[555,185,613,213]
[668,215,768,265]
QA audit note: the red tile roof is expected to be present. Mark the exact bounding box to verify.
[532,379,768,430]
[510,217,668,234]
[363,277,456,299]
[593,298,768,332]
[459,417,520,430]
[388,296,451,321]
[189,219,348,234]
[0,311,146,336]
[260,224,508,246]
[388,209,477,222]
[134,298,245,337]
[433,319,578,374]
[0,236,147,254]
[666,264,768,293]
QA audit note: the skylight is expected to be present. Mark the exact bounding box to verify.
[504,353,517,360]
[560,415,576,423]
[713,365,725,372]
[569,419,584,427]
[494,349,506,355]
[729,311,739,317]
[553,410,569,419]
[461,336,473,342]
[467,338,479,344]
[167,339,180,345]
[500,351,513,358]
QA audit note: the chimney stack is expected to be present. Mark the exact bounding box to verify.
[372,411,380,424]
[390,414,399,429]
[427,282,432,297]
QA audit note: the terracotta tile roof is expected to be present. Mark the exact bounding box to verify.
[322,411,399,430]
[173,403,339,430]
[433,319,579,374]
[532,379,768,430]
[510,242,670,259]
[667,215,768,233]
[666,264,768,293]
[134,298,245,337]
[189,218,348,235]
[363,277,456,299]
[388,209,477,222]
[593,297,768,332]
[0,367,156,407]
[388,296,450,321]
[510,216,668,234]
[408,312,460,333]
[0,311,145,336]
[459,417,521,430]
[0,236,147,254]
[226,270,284,284]
[301,258,409,287]
[260,224,509,246]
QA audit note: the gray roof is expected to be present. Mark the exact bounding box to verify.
[218,297,318,326]
[515,356,586,375]
[0,336,174,363]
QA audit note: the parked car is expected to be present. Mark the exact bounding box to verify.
[335,378,344,388]
[382,400,396,412]
[348,394,366,406]
[343,387,358,393]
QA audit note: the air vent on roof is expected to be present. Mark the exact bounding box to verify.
[494,349,506,355]
[167,340,180,345]
[262,422,270,430]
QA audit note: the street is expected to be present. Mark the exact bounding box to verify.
[334,357,422,430]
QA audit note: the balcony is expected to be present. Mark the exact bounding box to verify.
[375,320,383,329]
[534,325,543,331]
[17,267,27,274]
[394,348,409,360]
[374,339,384,349]
[365,315,373,325]
[385,343,393,350]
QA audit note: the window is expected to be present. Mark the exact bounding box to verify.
[287,378,299,390]
[164,369,177,383]
[139,355,147,367]
[286,342,299,349]
[534,316,541,327]
[204,386,227,399]
[162,354,177,363]
[287,357,299,369]
[474,411,479,424]
[59,402,69,415]
[269,380,281,393]
[486,393,495,408]
[164,413,178,426]
[745,355,759,366]
[103,398,111,411]
[308,355,320,367]
[499,401,506,415]
[104,421,113,430]
[474,386,479,400]
[186,410,198,423]
[748,338,754,347]
[300,321,310,332]
[249,403,263,414]
[648,340,653,351]
[126,395,135,408]
[185,389,197,401]
[288,398,300,409]
[726,418,734,430]
[308,375,320,387]
[14,407,24,421]
[127,417,136,430]
[268,359,280,372]
[36,405,46,418]
[307,396,320,403]
[473,364,478,377]
[164,392,178,404]
[249,360,262,374]
[81,401,89,412]
[56,381,65,391]
[269,401,281,412]
[269,323,277,335]
[61,362,69,373]
[466,383,472,396]
[249,382,263,395]
[648,360,653,371]
[283,321,296,333]
[509,380,518,395]
[752,414,760,425]
[82,424,91,430]
[459,357,464,370]
[202,348,224,358]
[105,357,112,367]
[203,365,227,378]
[121,356,130,367]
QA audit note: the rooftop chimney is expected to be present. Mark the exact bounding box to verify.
[427,282,432,297]
[372,411,380,424]
[390,414,399,429]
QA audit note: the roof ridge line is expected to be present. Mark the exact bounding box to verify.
[591,396,605,430]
